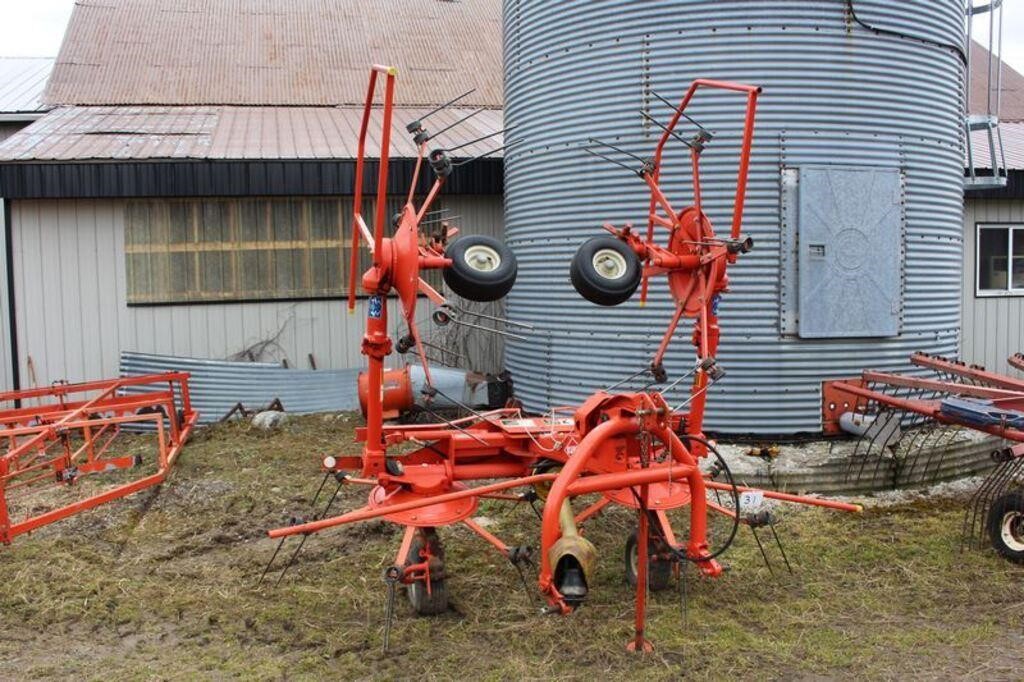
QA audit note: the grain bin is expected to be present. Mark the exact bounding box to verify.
[503,0,967,433]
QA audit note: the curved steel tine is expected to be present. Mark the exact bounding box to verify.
[445,303,534,330]
[448,316,530,341]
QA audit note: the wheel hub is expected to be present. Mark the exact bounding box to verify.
[463,244,501,272]
[1001,511,1024,552]
[592,248,628,280]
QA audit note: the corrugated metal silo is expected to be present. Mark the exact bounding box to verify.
[503,0,967,433]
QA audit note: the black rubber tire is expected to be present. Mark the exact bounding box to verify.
[405,530,450,615]
[624,529,673,591]
[570,236,641,306]
[442,235,517,302]
[986,491,1024,564]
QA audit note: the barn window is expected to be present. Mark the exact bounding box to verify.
[976,224,1024,296]
[125,197,426,304]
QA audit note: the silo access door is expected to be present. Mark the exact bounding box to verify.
[796,165,904,339]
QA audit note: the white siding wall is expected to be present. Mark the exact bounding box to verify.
[961,197,1024,374]
[9,195,505,386]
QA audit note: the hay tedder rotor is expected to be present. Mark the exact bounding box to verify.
[266,65,860,652]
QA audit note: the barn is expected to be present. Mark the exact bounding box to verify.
[0,0,503,393]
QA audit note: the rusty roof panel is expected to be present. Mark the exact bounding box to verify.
[44,0,502,108]
[0,58,55,115]
[0,105,504,161]
[970,41,1024,123]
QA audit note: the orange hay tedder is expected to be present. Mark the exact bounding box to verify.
[266,65,861,652]
[0,374,197,545]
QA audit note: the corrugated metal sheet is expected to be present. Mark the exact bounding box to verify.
[7,196,504,386]
[969,120,1024,170]
[961,197,1024,376]
[0,58,54,115]
[0,105,504,162]
[45,0,502,108]
[503,0,966,434]
[119,351,359,423]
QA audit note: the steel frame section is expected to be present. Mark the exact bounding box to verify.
[0,372,197,544]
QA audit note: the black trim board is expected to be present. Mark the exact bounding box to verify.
[0,158,503,199]
[3,198,19,392]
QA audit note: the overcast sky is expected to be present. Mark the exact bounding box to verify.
[0,0,1022,73]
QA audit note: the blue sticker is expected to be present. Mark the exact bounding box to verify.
[711,294,721,316]
[368,295,383,319]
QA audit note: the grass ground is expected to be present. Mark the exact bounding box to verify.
[1,415,1022,680]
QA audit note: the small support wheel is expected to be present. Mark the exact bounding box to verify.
[405,528,450,615]
[570,236,641,306]
[625,526,673,591]
[442,235,517,302]
[986,491,1024,564]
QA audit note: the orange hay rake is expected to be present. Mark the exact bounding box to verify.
[0,373,197,544]
[265,65,860,653]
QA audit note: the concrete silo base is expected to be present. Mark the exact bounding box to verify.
[715,430,1001,497]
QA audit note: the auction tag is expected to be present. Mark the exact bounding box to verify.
[739,490,764,511]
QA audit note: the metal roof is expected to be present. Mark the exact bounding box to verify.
[0,104,504,161]
[0,58,54,117]
[44,0,502,108]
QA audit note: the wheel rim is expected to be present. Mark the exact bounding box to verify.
[592,249,628,280]
[629,540,638,577]
[463,244,501,272]
[1001,511,1024,552]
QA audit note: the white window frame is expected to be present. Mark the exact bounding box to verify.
[976,222,1024,298]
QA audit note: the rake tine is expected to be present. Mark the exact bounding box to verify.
[450,138,523,168]
[260,470,333,586]
[981,457,1021,527]
[258,536,288,586]
[583,147,639,175]
[638,110,693,149]
[511,556,536,607]
[650,90,713,136]
[903,424,940,486]
[679,558,688,628]
[750,525,775,576]
[309,470,332,509]
[587,137,648,164]
[429,108,485,141]
[275,476,346,586]
[275,533,311,587]
[769,520,793,574]
[412,88,477,126]
[964,456,1013,550]
[445,126,517,153]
